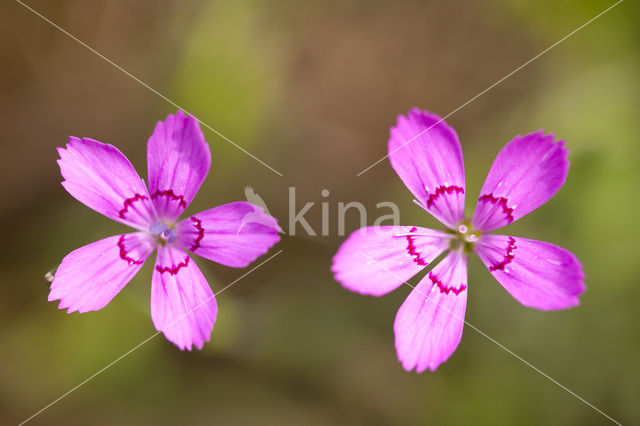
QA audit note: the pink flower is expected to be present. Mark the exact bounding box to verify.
[332,108,585,372]
[50,111,281,350]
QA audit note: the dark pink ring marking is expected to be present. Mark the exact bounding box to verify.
[489,237,517,271]
[406,226,429,266]
[428,271,466,295]
[189,216,205,252]
[425,185,464,209]
[118,193,148,219]
[155,255,190,275]
[478,193,514,223]
[117,235,144,265]
[151,189,187,209]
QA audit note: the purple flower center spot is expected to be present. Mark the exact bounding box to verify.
[162,228,177,244]
[149,221,177,244]
[149,221,169,235]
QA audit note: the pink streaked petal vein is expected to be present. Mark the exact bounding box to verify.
[475,234,585,310]
[147,111,211,221]
[176,201,280,268]
[151,245,217,350]
[426,185,465,209]
[394,248,468,372]
[155,254,190,275]
[188,216,205,252]
[332,226,450,297]
[49,233,155,313]
[151,189,187,210]
[388,108,466,229]
[471,130,569,232]
[477,193,514,224]
[118,193,149,220]
[58,137,155,228]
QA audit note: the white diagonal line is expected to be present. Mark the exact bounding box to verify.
[19,249,283,426]
[14,0,284,177]
[356,0,623,176]
[357,250,621,425]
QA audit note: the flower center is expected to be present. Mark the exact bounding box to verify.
[448,221,480,253]
[149,221,177,244]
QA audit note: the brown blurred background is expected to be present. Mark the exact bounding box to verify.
[1,0,639,424]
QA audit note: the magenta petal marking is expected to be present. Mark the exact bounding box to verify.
[488,236,516,271]
[49,233,154,313]
[152,189,187,210]
[189,216,205,252]
[426,185,465,209]
[147,111,211,221]
[58,137,154,227]
[387,108,466,228]
[151,245,217,350]
[176,202,281,268]
[155,255,190,275]
[117,235,145,265]
[475,234,585,310]
[118,193,149,219]
[477,193,514,224]
[394,249,468,372]
[406,227,429,266]
[471,131,569,232]
[428,271,467,295]
[331,226,449,297]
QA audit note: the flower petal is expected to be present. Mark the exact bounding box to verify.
[475,235,585,310]
[394,249,467,372]
[388,108,465,229]
[471,131,569,232]
[49,233,155,313]
[147,111,211,221]
[58,137,156,228]
[331,226,450,296]
[151,245,218,350]
[176,201,281,268]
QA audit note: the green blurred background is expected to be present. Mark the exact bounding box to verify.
[1,0,638,424]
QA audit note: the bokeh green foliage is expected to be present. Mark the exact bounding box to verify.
[1,0,638,425]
